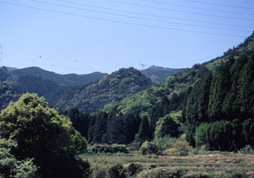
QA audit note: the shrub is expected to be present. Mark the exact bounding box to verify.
[127,163,143,176]
[153,136,176,151]
[140,141,160,155]
[108,164,126,178]
[89,144,129,154]
[142,169,183,178]
[167,140,192,156]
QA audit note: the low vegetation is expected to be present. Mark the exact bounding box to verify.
[82,152,254,177]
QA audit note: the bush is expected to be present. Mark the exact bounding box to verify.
[140,141,160,155]
[89,144,129,154]
[127,163,143,176]
[153,136,176,151]
[167,140,192,156]
[108,164,126,178]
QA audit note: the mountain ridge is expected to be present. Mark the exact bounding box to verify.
[57,67,153,112]
[141,65,187,84]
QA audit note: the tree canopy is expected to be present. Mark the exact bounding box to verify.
[0,93,89,177]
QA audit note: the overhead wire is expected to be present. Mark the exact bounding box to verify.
[0,1,248,37]
[141,0,254,16]
[106,0,253,21]
[31,0,249,33]
[180,0,254,10]
[54,0,253,29]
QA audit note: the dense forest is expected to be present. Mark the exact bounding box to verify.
[60,33,254,152]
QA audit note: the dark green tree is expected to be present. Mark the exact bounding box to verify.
[137,117,150,144]
[154,115,180,138]
[242,118,254,148]
[93,112,108,143]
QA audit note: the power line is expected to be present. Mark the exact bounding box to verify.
[0,1,247,38]
[32,0,249,33]
[142,0,254,16]
[106,0,253,21]
[54,0,253,29]
[180,0,254,10]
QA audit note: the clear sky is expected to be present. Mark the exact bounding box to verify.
[0,0,254,74]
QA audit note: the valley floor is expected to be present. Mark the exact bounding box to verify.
[81,152,254,177]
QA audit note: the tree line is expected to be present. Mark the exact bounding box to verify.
[183,54,254,150]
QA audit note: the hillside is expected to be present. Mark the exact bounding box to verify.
[57,67,153,113]
[105,33,254,115]
[0,82,20,110]
[98,32,254,146]
[0,66,107,108]
[10,66,107,86]
[142,65,187,84]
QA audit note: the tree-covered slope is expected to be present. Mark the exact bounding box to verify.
[10,66,107,86]
[0,82,20,110]
[58,67,153,113]
[100,32,254,145]
[142,65,187,84]
[183,54,254,150]
[0,66,107,109]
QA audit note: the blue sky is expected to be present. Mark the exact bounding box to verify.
[0,0,254,74]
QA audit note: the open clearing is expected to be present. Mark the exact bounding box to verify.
[81,153,254,177]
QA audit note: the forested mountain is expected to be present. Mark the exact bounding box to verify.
[0,82,20,110]
[81,32,254,147]
[0,66,107,108]
[142,65,187,84]
[58,67,153,113]
[10,66,107,86]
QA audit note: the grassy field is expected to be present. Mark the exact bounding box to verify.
[81,152,254,177]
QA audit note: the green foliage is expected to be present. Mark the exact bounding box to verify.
[63,108,91,139]
[194,123,210,147]
[127,163,143,176]
[141,169,183,178]
[153,136,176,151]
[140,141,160,155]
[88,144,129,154]
[167,140,192,156]
[0,93,90,177]
[182,73,212,124]
[137,117,151,144]
[242,118,254,148]
[154,114,180,139]
[0,139,39,178]
[108,164,127,178]
[0,82,20,110]
[183,53,254,150]
[207,120,242,151]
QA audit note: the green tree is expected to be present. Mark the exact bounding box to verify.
[0,93,90,178]
[208,62,231,120]
[237,54,254,116]
[137,117,150,144]
[207,120,237,151]
[242,118,254,148]
[154,114,180,139]
[194,123,210,147]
